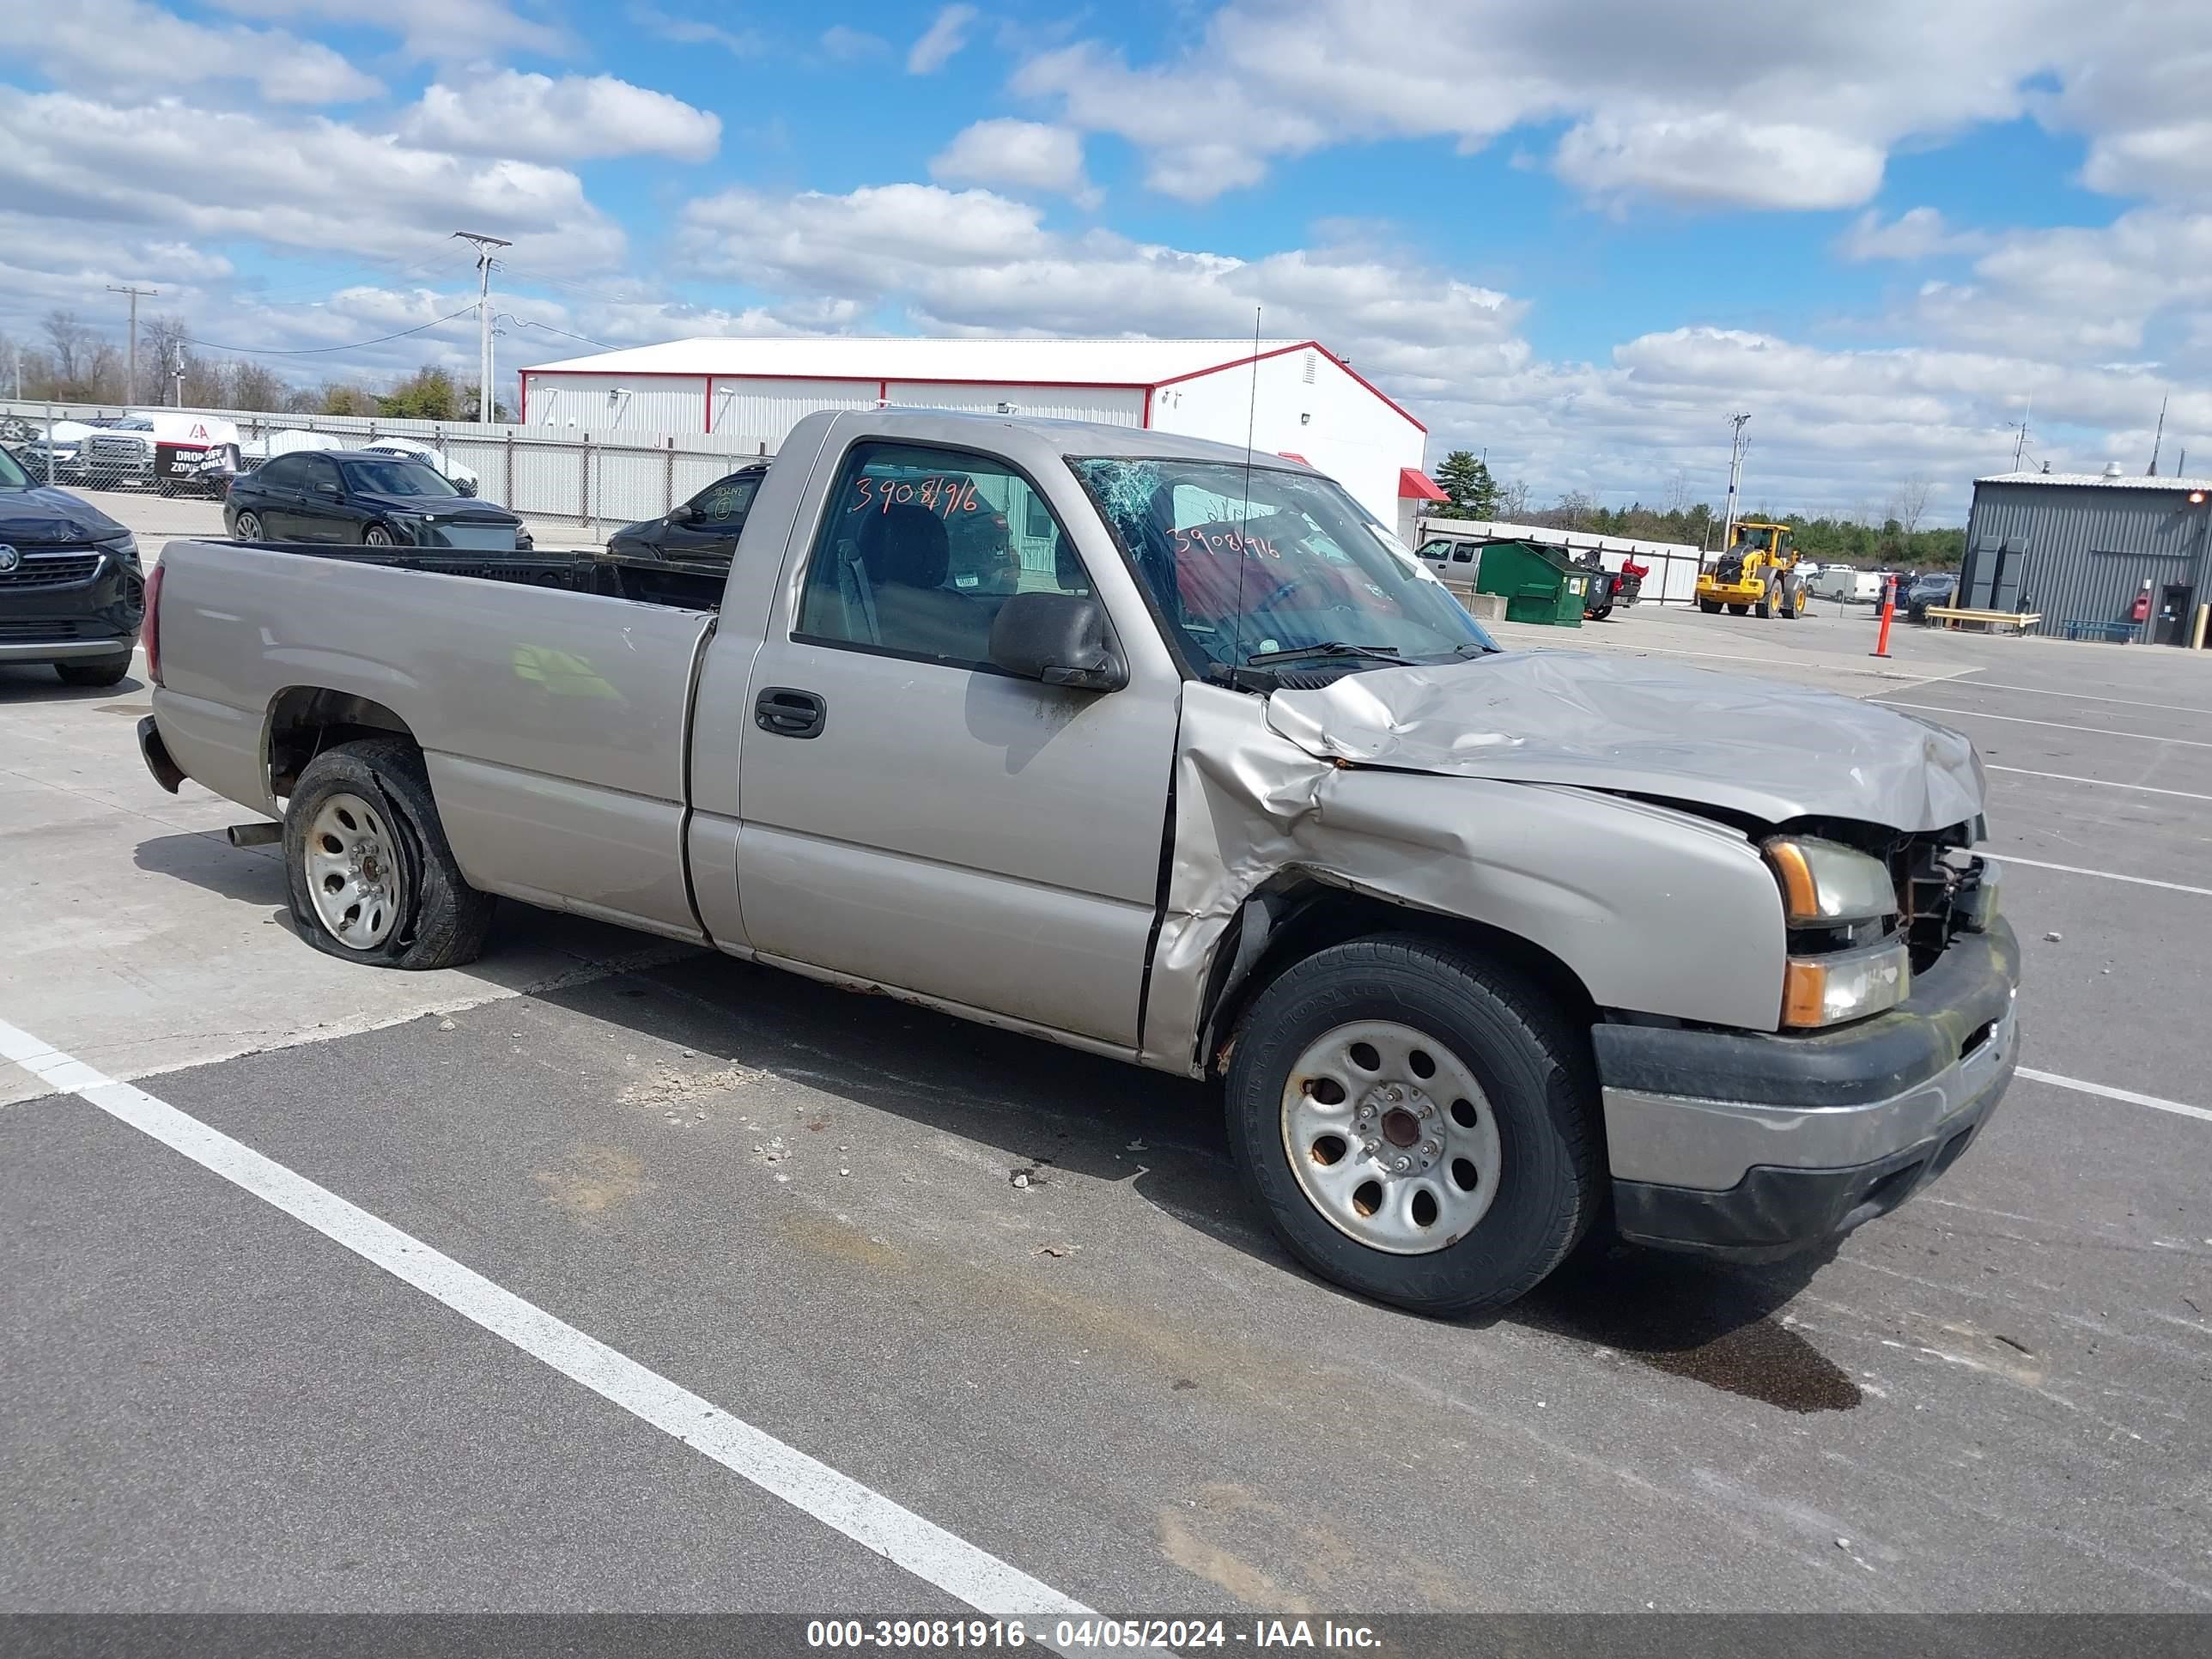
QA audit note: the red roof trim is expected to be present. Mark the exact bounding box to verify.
[1148,338,1428,434]
[1397,467,1449,501]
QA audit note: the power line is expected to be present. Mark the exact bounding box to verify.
[498,313,614,351]
[180,306,478,358]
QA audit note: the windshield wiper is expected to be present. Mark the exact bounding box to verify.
[1243,641,1404,666]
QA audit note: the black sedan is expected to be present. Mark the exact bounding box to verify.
[607,463,765,563]
[224,450,532,550]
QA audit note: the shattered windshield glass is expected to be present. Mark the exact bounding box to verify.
[1070,457,1494,674]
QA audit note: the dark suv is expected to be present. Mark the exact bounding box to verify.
[0,443,143,686]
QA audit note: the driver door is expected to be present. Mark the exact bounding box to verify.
[732,438,1178,1048]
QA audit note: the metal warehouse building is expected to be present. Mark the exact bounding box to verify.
[518,337,1437,526]
[1966,467,2212,646]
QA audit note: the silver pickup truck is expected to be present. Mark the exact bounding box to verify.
[138,408,2019,1316]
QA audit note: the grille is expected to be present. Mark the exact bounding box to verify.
[0,550,101,586]
[0,618,92,642]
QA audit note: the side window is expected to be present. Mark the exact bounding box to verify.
[796,441,1093,670]
[301,456,339,492]
[258,454,302,489]
[690,471,760,526]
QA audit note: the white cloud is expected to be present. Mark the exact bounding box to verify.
[208,0,569,60]
[930,120,1099,207]
[821,25,890,60]
[1836,207,1989,263]
[14,0,380,105]
[400,71,722,163]
[667,174,2212,519]
[1554,114,1884,211]
[0,89,626,276]
[1009,0,2212,211]
[908,4,979,74]
[626,2,762,57]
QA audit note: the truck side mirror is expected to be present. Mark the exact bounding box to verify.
[988,592,1126,692]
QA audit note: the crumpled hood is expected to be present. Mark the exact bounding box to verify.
[1264,649,1985,833]
[0,487,127,544]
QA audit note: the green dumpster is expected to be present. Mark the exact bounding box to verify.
[1474,539,1586,627]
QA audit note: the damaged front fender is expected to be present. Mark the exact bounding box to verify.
[1140,684,1790,1073]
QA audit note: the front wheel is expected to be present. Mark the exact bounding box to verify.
[1727,602,1750,616]
[1224,935,1600,1318]
[283,738,494,969]
[1697,598,1721,614]
[363,524,398,548]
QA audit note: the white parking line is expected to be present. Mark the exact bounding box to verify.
[1987,766,2212,803]
[1996,854,2212,896]
[1873,702,2212,749]
[1953,681,2212,718]
[0,1016,1094,1627]
[2018,1067,2212,1125]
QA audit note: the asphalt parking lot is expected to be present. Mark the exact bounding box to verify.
[3,581,2209,1620]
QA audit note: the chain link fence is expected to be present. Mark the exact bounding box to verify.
[0,399,775,532]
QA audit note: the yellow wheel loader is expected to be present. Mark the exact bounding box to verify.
[1695,521,1807,619]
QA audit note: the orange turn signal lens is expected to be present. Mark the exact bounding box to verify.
[1768,840,1818,921]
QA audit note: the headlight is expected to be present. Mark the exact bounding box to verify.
[1764,836,1896,923]
[102,533,140,566]
[1784,939,1911,1028]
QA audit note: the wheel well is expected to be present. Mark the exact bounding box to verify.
[1200,881,1598,1078]
[265,687,417,799]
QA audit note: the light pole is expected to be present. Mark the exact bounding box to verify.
[452,231,511,422]
[106,283,157,404]
[1720,412,1751,555]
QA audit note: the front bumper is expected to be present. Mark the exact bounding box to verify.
[1595,919,2021,1261]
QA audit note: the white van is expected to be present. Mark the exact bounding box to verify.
[1809,566,1885,604]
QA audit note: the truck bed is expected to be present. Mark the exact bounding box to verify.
[221,540,732,611]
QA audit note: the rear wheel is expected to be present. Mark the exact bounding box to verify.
[283,738,494,969]
[234,510,265,540]
[56,655,132,687]
[1224,935,1600,1318]
[1589,604,1613,621]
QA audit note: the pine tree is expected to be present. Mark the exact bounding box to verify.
[1433,449,1499,520]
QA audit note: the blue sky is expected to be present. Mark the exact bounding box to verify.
[5,1,2211,518]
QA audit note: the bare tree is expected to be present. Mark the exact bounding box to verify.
[142,315,191,402]
[1498,477,1532,520]
[230,361,289,412]
[1553,489,1598,532]
[1660,468,1692,516]
[1892,474,1933,537]
[43,309,94,388]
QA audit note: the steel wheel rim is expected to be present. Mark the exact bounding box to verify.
[302,792,404,950]
[1280,1019,1502,1255]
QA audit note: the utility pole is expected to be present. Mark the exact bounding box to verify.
[106,284,157,405]
[452,231,511,423]
[1720,412,1751,556]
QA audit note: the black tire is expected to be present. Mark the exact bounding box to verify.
[282,738,494,969]
[1697,598,1721,614]
[234,510,264,541]
[1778,574,1802,619]
[1589,604,1613,621]
[1754,582,1775,619]
[1727,603,1750,616]
[56,655,132,687]
[1224,934,1601,1319]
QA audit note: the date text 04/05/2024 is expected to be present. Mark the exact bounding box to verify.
[805,1619,1382,1650]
